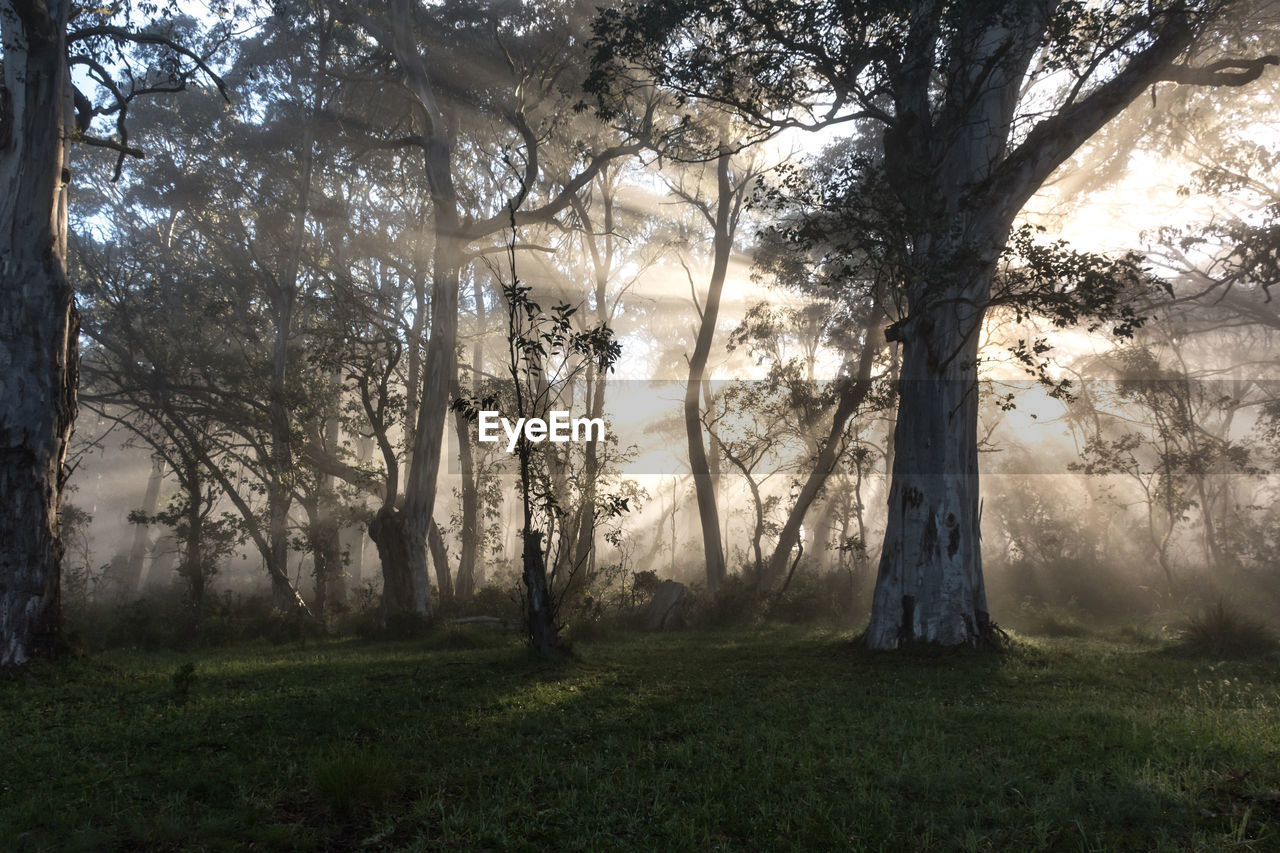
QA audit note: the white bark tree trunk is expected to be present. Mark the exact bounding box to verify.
[867,293,990,647]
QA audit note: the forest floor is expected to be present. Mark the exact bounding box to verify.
[2,624,1278,851]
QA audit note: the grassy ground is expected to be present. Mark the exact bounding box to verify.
[2,625,1278,851]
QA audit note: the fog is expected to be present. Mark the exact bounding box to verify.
[46,1,1280,647]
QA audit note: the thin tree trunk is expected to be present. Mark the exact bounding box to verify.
[370,0,468,620]
[685,147,732,595]
[265,52,319,613]
[0,0,76,667]
[453,405,479,598]
[454,272,496,599]
[321,400,346,607]
[123,456,165,595]
[180,460,205,620]
[764,328,880,587]
[570,364,608,574]
[428,517,452,603]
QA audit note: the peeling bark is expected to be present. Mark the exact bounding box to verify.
[0,0,76,667]
[867,296,990,647]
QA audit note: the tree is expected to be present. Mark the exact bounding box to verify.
[590,0,1279,646]
[1,2,227,665]
[671,140,758,595]
[71,9,352,617]
[336,0,653,622]
[454,220,623,653]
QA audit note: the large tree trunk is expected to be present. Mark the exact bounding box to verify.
[369,506,418,617]
[0,0,76,667]
[384,180,460,617]
[866,294,990,648]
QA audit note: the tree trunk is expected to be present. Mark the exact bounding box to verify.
[453,404,479,599]
[523,530,560,653]
[369,505,418,618]
[428,517,452,603]
[123,456,165,595]
[764,333,879,587]
[685,147,732,595]
[373,1,467,619]
[264,62,317,614]
[0,0,76,667]
[455,270,487,599]
[180,461,205,619]
[811,496,839,574]
[570,364,608,575]
[866,296,990,648]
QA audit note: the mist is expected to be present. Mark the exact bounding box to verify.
[4,1,1280,846]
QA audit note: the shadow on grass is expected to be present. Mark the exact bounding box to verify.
[4,628,1279,850]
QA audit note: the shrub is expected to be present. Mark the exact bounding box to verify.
[310,752,405,818]
[423,625,511,651]
[685,574,764,628]
[1030,608,1090,638]
[455,582,523,624]
[1177,601,1277,658]
[376,610,433,641]
[766,570,857,624]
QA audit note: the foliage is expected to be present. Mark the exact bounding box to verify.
[453,222,626,652]
[59,502,107,614]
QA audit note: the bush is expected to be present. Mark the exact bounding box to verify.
[100,591,197,651]
[461,582,523,623]
[310,752,405,818]
[243,607,323,645]
[1023,604,1091,638]
[1177,601,1277,658]
[373,610,434,641]
[423,625,513,651]
[765,570,857,625]
[685,574,764,628]
[988,556,1156,625]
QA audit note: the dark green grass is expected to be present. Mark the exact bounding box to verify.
[2,626,1278,851]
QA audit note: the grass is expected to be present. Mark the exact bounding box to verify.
[1178,602,1277,659]
[1,626,1278,851]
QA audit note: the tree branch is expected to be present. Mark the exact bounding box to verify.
[1158,55,1279,86]
[68,25,230,103]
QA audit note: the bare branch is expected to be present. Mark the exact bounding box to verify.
[1159,55,1280,87]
